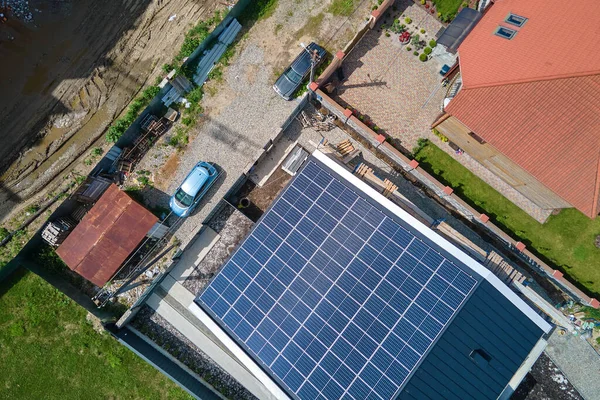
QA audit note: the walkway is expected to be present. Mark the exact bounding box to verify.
[545,330,600,400]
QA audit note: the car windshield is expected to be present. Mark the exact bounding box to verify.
[175,188,194,207]
[284,68,303,84]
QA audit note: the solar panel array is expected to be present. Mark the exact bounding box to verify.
[198,160,479,400]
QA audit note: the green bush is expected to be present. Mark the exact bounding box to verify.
[161,63,173,74]
[413,51,419,56]
[0,227,9,242]
[385,31,391,37]
[406,46,412,51]
[429,39,437,47]
[419,53,428,62]
[424,47,432,55]
[105,85,160,142]
[420,0,425,4]
[405,17,412,24]
[92,147,103,157]
[420,29,426,34]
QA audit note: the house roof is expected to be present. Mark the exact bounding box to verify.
[399,280,544,399]
[196,151,550,400]
[458,0,600,88]
[447,0,600,217]
[56,184,157,286]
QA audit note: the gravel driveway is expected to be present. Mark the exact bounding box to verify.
[168,43,299,246]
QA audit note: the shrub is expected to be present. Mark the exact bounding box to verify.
[420,0,425,4]
[405,17,412,24]
[406,46,412,51]
[419,53,428,62]
[378,0,384,4]
[385,31,391,37]
[413,51,419,56]
[0,227,9,241]
[92,147,103,157]
[420,29,426,34]
[429,39,437,47]
[161,63,173,74]
[424,47,432,55]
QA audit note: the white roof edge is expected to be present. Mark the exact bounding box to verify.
[187,302,291,400]
[312,150,552,333]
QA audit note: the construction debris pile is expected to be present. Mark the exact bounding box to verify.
[1,0,34,22]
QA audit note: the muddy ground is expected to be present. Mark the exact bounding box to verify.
[0,0,221,222]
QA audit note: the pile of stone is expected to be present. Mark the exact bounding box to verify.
[1,0,34,22]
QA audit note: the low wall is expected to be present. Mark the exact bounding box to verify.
[314,88,598,308]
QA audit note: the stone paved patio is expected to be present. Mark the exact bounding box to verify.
[336,0,445,150]
[335,0,553,222]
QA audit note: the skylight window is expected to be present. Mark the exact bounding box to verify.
[505,13,527,27]
[495,26,517,40]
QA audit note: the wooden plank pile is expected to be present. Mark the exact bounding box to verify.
[485,251,525,284]
[42,217,77,247]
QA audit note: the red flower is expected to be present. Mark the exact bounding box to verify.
[430,8,435,13]
[425,4,429,8]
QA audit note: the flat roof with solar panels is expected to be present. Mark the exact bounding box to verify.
[193,150,552,400]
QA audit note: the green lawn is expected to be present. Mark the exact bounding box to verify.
[328,0,359,16]
[414,141,600,297]
[0,269,192,400]
[431,0,463,20]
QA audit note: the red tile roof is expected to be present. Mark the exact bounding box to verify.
[446,0,600,217]
[56,184,157,286]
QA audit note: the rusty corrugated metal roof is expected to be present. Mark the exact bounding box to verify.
[447,0,600,217]
[56,184,158,286]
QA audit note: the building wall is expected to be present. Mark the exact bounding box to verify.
[435,116,572,210]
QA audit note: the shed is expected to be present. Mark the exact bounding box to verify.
[56,184,158,287]
[437,8,482,53]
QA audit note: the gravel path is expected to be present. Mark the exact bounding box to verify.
[545,330,600,400]
[131,305,256,400]
[167,43,298,247]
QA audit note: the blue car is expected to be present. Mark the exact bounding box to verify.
[170,162,219,217]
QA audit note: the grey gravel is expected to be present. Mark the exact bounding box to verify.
[1,0,33,22]
[166,43,299,247]
[545,330,600,400]
[131,305,256,400]
[183,205,254,294]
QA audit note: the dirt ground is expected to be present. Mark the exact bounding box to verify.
[0,0,221,222]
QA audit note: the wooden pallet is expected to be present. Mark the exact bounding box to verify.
[382,179,397,198]
[485,251,525,284]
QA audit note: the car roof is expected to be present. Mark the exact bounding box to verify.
[181,165,209,196]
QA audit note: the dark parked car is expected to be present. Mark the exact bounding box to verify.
[273,42,327,100]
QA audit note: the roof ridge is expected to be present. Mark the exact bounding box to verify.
[591,150,600,217]
[463,70,600,90]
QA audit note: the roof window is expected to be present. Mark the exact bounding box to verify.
[470,349,492,367]
[494,26,517,40]
[505,13,527,27]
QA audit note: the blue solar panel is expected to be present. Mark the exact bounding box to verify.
[197,159,479,400]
